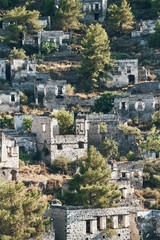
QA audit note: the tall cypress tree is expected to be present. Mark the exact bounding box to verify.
[106,0,134,36]
[52,0,84,31]
[79,23,113,92]
[62,146,121,208]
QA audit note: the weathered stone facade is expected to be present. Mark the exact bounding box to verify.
[0,59,6,80]
[79,0,108,23]
[52,206,131,240]
[10,59,36,90]
[114,82,160,121]
[0,132,19,181]
[106,59,138,89]
[0,90,20,112]
[32,115,88,163]
[131,20,156,37]
[22,31,71,50]
[111,161,143,190]
[82,114,139,157]
[137,210,160,240]
[43,80,67,109]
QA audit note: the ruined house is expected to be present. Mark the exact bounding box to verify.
[22,31,71,51]
[0,132,19,181]
[106,59,138,89]
[32,114,88,163]
[0,59,6,80]
[10,58,36,90]
[114,81,160,121]
[131,20,157,37]
[82,113,139,157]
[10,59,51,92]
[79,0,108,23]
[0,90,20,112]
[52,205,133,240]
[34,80,67,109]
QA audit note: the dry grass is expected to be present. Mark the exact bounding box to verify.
[19,164,71,189]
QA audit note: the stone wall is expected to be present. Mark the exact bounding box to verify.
[52,206,131,240]
[114,82,160,121]
[131,20,156,37]
[0,90,20,112]
[111,161,143,189]
[0,133,19,181]
[32,115,88,163]
[106,59,138,89]
[0,59,6,80]
[137,210,160,240]
[14,114,33,131]
[79,0,108,23]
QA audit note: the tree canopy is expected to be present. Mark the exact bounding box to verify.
[62,146,121,207]
[106,0,134,36]
[52,0,84,31]
[0,181,48,240]
[51,108,74,134]
[3,6,42,44]
[79,24,113,92]
[91,92,114,113]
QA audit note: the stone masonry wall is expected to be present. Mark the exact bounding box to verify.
[52,206,131,240]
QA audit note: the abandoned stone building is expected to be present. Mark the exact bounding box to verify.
[0,90,20,112]
[1,129,37,154]
[131,20,157,37]
[79,0,108,23]
[34,80,67,109]
[106,59,138,89]
[0,132,19,181]
[137,210,160,240]
[0,59,6,80]
[10,58,36,90]
[81,113,138,157]
[52,205,134,240]
[32,114,88,163]
[114,81,160,121]
[22,31,71,51]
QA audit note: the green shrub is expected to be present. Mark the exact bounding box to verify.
[20,91,28,105]
[23,117,32,131]
[9,47,27,59]
[91,92,114,114]
[19,150,40,165]
[41,42,59,55]
[0,115,14,129]
[51,156,69,174]
[126,151,136,161]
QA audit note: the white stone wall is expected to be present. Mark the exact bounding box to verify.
[0,90,20,112]
[0,59,6,80]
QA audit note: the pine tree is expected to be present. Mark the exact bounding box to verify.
[62,146,121,208]
[106,0,134,36]
[52,0,84,31]
[3,6,42,44]
[0,181,48,240]
[79,24,113,92]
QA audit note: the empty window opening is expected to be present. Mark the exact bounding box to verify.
[136,99,145,110]
[122,172,126,178]
[115,66,121,75]
[94,13,99,21]
[97,216,100,230]
[11,94,15,102]
[7,147,12,157]
[86,220,91,233]
[121,102,126,110]
[127,66,131,74]
[118,215,124,228]
[58,86,63,95]
[128,74,135,85]
[57,144,63,150]
[95,3,99,11]
[85,5,90,12]
[79,141,84,149]
[11,170,17,181]
[156,152,159,158]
